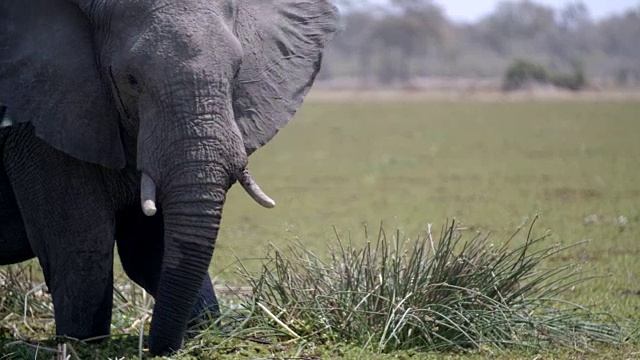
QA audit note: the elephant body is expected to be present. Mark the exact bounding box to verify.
[0,122,219,334]
[0,0,338,355]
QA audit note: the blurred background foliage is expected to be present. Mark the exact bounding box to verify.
[317,0,640,90]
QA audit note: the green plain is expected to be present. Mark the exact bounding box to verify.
[216,100,640,317]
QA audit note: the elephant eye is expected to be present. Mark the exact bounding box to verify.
[127,74,139,87]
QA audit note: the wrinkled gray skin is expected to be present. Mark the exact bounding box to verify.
[0,0,338,355]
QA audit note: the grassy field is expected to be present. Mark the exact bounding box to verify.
[3,96,640,358]
[218,98,640,297]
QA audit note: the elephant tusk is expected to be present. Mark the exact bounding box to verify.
[238,169,276,209]
[141,173,158,216]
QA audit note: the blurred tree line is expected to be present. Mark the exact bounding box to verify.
[319,0,640,88]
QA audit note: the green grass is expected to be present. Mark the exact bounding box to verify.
[218,100,640,316]
[238,219,634,353]
[2,99,640,358]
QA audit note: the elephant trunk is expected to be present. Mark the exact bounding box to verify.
[149,188,226,354]
[147,175,226,354]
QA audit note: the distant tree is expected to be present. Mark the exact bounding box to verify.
[488,1,555,39]
[558,1,591,32]
[598,6,640,82]
[472,0,556,56]
[599,7,640,59]
[542,2,595,69]
[371,0,446,83]
[329,10,379,82]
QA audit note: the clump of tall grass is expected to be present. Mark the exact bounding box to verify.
[0,265,153,359]
[1,265,55,338]
[238,218,634,353]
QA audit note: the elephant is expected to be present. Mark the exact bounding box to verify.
[0,0,338,356]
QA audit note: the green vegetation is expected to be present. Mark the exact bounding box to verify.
[241,220,631,352]
[502,59,550,91]
[502,59,586,91]
[2,99,640,358]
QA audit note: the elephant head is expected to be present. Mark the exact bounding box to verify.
[0,0,338,355]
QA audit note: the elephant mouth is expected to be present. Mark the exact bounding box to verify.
[139,167,275,217]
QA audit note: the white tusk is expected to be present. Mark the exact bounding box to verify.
[238,169,276,209]
[141,173,157,216]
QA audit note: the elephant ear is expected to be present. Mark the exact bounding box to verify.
[0,1,125,169]
[232,0,339,156]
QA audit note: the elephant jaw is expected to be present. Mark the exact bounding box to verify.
[139,168,275,216]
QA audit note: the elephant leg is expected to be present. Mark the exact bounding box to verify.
[115,204,220,328]
[0,131,33,265]
[3,126,115,340]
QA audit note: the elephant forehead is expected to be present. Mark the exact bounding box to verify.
[103,0,242,69]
